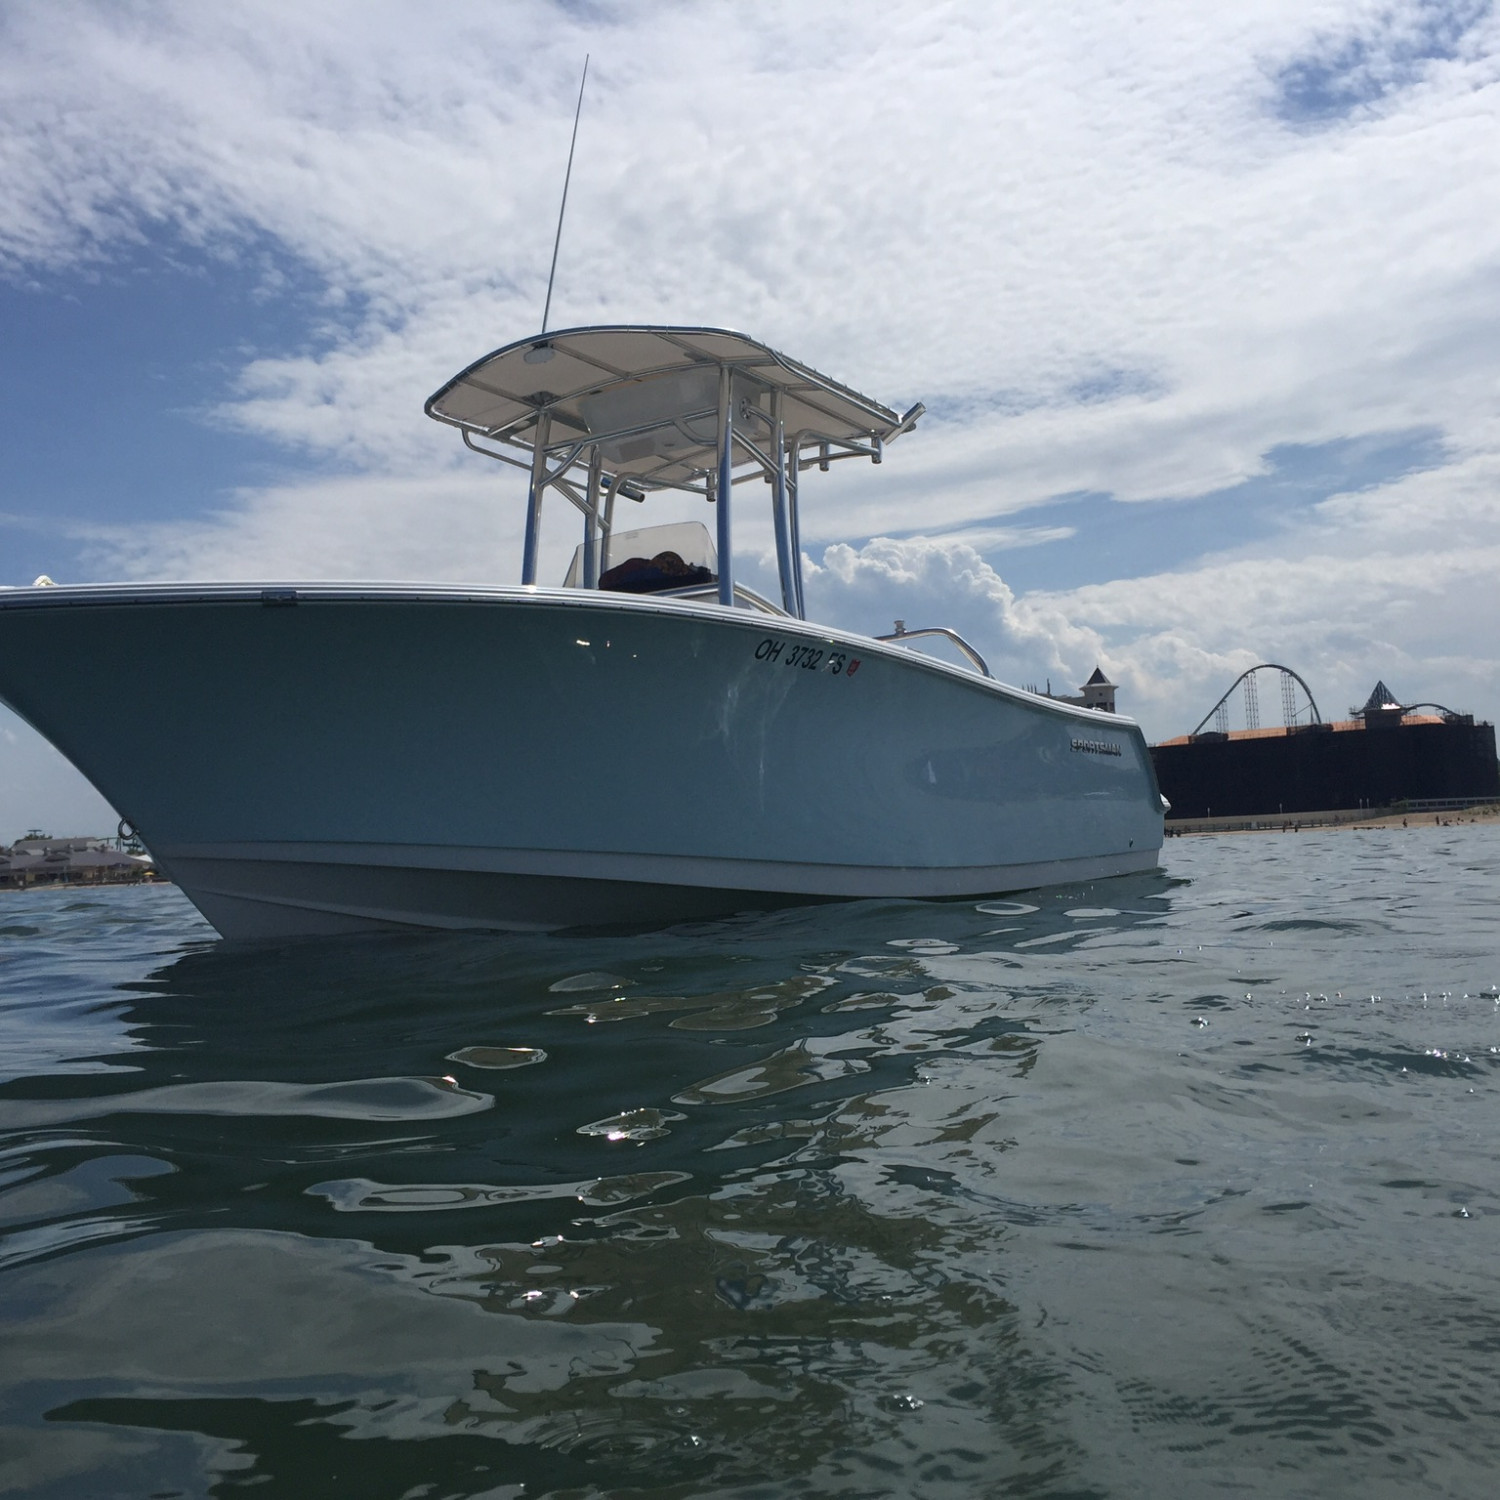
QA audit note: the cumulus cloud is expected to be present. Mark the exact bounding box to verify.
[811,436,1500,739]
[805,534,1113,694]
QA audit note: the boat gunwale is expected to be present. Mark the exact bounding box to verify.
[0,580,1143,732]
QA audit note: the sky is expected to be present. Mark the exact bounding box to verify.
[1,0,1498,838]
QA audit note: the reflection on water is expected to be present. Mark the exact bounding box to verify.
[1,828,1498,1497]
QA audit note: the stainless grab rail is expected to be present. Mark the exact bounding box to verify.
[874,620,992,678]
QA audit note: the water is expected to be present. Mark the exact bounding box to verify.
[1,828,1497,1499]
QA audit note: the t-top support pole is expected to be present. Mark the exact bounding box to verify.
[786,439,805,618]
[716,365,735,607]
[521,412,551,586]
[582,447,602,588]
[769,393,797,615]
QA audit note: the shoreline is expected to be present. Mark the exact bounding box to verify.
[1166,804,1500,836]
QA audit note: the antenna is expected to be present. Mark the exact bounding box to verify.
[541,55,589,334]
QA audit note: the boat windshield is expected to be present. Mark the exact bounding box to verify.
[563,521,717,594]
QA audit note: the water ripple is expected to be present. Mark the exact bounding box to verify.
[0,829,1496,1495]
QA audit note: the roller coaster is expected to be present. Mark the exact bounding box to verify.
[1160,669,1498,817]
[1190,667,1470,738]
[1190,664,1323,737]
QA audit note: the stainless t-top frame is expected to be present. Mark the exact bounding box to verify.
[424,325,924,617]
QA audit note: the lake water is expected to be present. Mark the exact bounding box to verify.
[1,827,1497,1499]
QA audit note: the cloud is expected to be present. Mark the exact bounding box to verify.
[74,469,529,584]
[808,436,1500,739]
[1,0,1498,759]
[1269,0,1492,124]
[805,534,1109,692]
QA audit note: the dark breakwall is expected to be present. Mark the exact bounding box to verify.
[1150,720,1500,819]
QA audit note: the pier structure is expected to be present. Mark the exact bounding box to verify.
[1150,673,1500,820]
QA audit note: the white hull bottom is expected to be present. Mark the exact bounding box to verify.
[162,842,1164,940]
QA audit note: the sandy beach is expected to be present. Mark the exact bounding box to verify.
[1166,802,1500,836]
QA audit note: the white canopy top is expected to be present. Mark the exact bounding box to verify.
[425,325,916,492]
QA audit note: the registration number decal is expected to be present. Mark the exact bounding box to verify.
[754,637,859,677]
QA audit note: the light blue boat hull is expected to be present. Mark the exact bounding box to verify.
[0,585,1164,938]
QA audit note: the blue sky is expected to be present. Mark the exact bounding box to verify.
[2,0,1499,837]
[890,429,1451,595]
[3,247,305,577]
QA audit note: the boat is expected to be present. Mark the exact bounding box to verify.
[0,325,1165,939]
